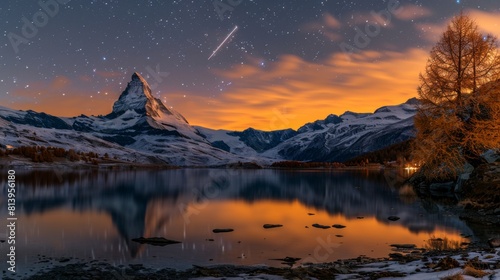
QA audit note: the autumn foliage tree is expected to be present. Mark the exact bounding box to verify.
[414,13,500,180]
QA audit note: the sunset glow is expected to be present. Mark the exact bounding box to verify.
[2,3,499,130]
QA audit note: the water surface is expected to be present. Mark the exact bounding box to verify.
[0,168,472,275]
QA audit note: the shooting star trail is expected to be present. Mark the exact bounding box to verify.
[208,25,239,60]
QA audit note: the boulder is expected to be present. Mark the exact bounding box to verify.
[482,150,499,164]
[455,163,474,193]
[488,238,500,248]
[429,181,455,197]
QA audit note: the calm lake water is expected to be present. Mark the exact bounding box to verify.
[1,168,474,275]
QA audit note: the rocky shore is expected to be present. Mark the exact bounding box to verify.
[411,152,500,228]
[4,247,499,280]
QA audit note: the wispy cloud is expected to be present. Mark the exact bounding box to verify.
[11,76,117,117]
[302,13,343,41]
[10,49,428,130]
[170,48,428,130]
[11,10,500,131]
[416,9,500,44]
[468,10,500,38]
[394,4,432,21]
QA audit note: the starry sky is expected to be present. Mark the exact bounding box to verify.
[1,1,500,131]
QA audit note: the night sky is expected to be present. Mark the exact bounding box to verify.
[1,1,499,130]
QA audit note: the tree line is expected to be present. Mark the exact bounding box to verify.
[345,140,413,166]
[0,146,111,164]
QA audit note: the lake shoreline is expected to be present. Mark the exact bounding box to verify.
[2,161,498,279]
[6,247,499,280]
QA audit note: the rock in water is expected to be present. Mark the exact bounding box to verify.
[388,216,400,221]
[269,257,301,266]
[488,238,500,248]
[312,223,331,229]
[212,228,234,233]
[390,244,416,249]
[263,224,283,229]
[332,224,346,229]
[132,237,181,246]
[429,181,455,196]
[389,253,404,260]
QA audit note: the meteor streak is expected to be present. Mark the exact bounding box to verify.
[208,25,239,60]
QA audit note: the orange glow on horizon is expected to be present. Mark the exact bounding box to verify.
[7,9,500,131]
[10,48,428,131]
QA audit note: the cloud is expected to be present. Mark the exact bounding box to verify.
[169,48,429,131]
[10,76,117,117]
[415,22,447,44]
[468,10,500,38]
[302,13,342,41]
[8,49,428,131]
[344,1,405,28]
[415,9,500,45]
[394,4,432,21]
[96,70,125,78]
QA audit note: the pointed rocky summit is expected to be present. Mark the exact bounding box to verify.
[111,72,188,124]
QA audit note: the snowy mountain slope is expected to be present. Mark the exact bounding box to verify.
[200,98,418,162]
[195,127,263,157]
[196,127,297,155]
[265,98,417,162]
[0,116,155,163]
[0,105,72,130]
[0,73,249,166]
[0,72,418,165]
[67,73,204,141]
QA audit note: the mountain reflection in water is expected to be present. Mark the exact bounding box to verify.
[1,169,472,271]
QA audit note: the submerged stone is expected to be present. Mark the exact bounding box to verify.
[390,244,416,249]
[263,224,283,229]
[132,237,181,246]
[312,223,331,229]
[212,228,234,233]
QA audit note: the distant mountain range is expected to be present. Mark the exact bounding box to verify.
[0,73,417,166]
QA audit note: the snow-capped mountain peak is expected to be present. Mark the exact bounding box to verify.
[111,72,188,124]
[112,72,152,115]
[0,71,420,166]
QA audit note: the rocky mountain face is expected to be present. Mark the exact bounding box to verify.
[201,98,418,162]
[0,73,418,166]
[0,73,247,166]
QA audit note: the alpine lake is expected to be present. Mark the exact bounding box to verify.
[0,168,486,276]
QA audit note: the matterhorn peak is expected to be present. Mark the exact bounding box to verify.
[108,72,191,126]
[130,72,150,90]
[112,72,153,114]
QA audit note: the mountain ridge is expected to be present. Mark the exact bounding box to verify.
[0,73,418,166]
